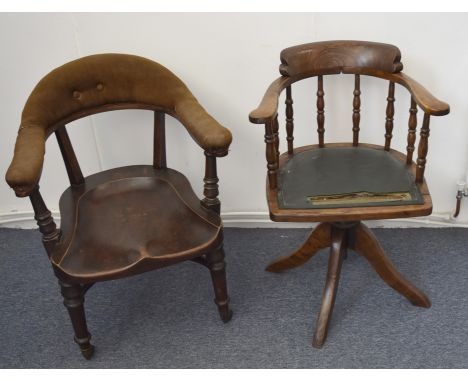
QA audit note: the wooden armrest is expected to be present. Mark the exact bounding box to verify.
[174,97,232,155]
[249,76,291,124]
[391,72,449,116]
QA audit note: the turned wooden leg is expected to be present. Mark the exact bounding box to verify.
[312,226,347,348]
[207,246,233,323]
[352,223,431,308]
[59,280,95,359]
[266,222,332,272]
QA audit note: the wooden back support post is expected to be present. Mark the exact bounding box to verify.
[384,81,396,151]
[55,126,85,186]
[352,74,361,146]
[153,111,166,169]
[317,75,325,147]
[285,86,294,154]
[406,98,418,165]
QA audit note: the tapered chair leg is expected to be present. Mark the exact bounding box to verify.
[59,280,95,359]
[207,245,233,323]
[312,226,347,348]
[266,222,332,273]
[353,223,431,308]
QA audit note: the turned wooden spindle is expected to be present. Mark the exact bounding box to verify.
[352,74,361,146]
[55,126,84,186]
[285,86,294,154]
[406,98,418,165]
[273,114,280,162]
[317,75,325,148]
[202,152,221,214]
[153,111,167,169]
[384,81,396,151]
[265,119,278,189]
[416,113,431,183]
[29,186,60,252]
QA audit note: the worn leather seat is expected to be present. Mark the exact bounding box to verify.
[278,145,423,209]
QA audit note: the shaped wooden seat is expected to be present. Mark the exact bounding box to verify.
[250,40,449,348]
[52,166,222,283]
[6,54,233,359]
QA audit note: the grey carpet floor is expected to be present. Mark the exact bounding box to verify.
[0,227,467,368]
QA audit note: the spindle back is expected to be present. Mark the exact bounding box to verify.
[274,41,444,184]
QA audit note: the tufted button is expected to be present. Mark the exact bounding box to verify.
[73,91,81,99]
[96,83,104,91]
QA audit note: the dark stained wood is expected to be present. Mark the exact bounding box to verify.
[273,115,280,161]
[53,165,223,284]
[251,41,448,349]
[202,152,221,214]
[207,245,233,323]
[352,222,431,307]
[16,101,231,359]
[265,118,278,189]
[266,222,331,272]
[279,41,403,77]
[352,74,361,146]
[285,86,294,154]
[59,281,94,359]
[406,98,418,165]
[312,225,347,348]
[55,126,84,186]
[416,113,431,183]
[29,186,60,252]
[317,75,325,147]
[384,81,396,151]
[153,111,166,169]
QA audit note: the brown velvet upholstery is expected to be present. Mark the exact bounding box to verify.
[6,53,232,197]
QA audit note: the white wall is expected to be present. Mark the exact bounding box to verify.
[1,13,468,227]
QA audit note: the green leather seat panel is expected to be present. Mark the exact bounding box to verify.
[278,147,423,209]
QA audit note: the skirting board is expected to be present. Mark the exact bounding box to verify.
[0,210,467,229]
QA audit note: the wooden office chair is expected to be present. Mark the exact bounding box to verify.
[5,54,233,359]
[249,41,449,348]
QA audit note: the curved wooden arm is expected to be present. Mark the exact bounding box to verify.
[345,68,450,116]
[390,72,449,116]
[249,76,292,124]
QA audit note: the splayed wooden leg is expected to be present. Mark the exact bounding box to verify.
[353,222,430,308]
[312,226,347,348]
[266,222,332,273]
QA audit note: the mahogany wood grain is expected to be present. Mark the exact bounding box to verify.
[384,81,395,151]
[285,86,294,154]
[266,223,331,272]
[312,225,347,348]
[406,98,418,165]
[153,111,166,169]
[317,75,325,147]
[352,74,361,146]
[55,126,84,186]
[59,281,94,359]
[265,119,278,189]
[29,186,60,252]
[352,222,431,307]
[416,113,431,183]
[202,152,221,214]
[207,245,233,322]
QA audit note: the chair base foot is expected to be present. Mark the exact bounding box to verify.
[80,344,95,360]
[267,221,431,348]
